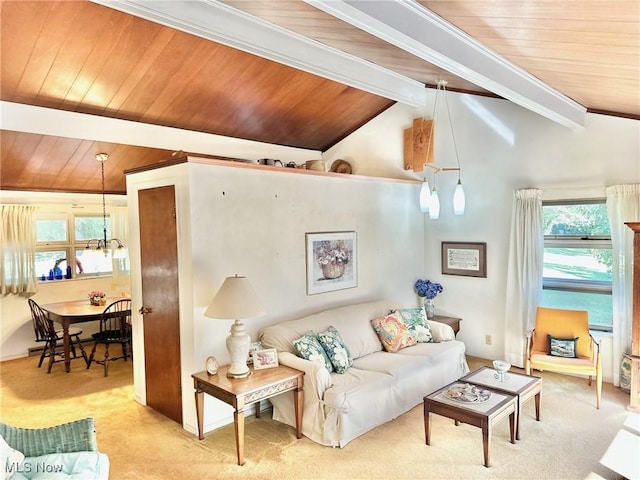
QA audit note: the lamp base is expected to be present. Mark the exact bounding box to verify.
[225,319,251,379]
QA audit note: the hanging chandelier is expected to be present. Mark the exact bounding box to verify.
[85,153,127,259]
[418,80,466,219]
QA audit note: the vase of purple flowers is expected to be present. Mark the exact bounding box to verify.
[414,279,443,319]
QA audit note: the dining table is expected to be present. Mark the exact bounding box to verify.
[40,298,131,373]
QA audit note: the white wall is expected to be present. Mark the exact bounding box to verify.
[324,92,640,383]
[126,160,425,435]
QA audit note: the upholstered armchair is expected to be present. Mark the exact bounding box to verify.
[525,306,602,409]
[0,418,109,479]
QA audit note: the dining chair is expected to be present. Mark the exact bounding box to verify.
[28,298,88,373]
[87,299,132,377]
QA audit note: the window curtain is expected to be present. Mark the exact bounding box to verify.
[606,184,640,387]
[504,189,543,368]
[1,205,38,294]
[110,206,130,292]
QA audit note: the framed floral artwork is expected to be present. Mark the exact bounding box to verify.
[306,231,357,295]
[253,348,279,370]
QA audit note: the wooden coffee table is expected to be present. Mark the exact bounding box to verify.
[460,366,542,440]
[424,382,517,467]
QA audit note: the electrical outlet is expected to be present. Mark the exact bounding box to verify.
[485,334,492,345]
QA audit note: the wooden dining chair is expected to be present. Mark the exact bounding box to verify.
[87,299,132,377]
[28,298,88,373]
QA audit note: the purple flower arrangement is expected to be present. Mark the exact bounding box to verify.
[414,279,443,299]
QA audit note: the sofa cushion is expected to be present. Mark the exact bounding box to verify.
[370,313,417,352]
[293,331,334,372]
[317,326,353,374]
[390,307,434,343]
[1,435,25,480]
[548,335,579,358]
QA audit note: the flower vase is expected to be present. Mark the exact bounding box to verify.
[424,298,435,319]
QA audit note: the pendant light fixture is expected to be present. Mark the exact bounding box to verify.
[85,153,127,259]
[419,178,431,213]
[421,80,466,218]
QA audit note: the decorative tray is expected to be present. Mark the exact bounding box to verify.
[444,383,491,403]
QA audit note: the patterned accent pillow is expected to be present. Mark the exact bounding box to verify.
[293,331,334,372]
[370,312,418,352]
[390,307,434,343]
[548,335,579,358]
[317,326,353,374]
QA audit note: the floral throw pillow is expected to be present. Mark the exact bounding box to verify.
[293,331,334,372]
[390,307,434,343]
[371,312,418,352]
[317,326,353,374]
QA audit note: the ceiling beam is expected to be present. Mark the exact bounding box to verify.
[90,0,427,107]
[0,102,319,162]
[306,0,586,129]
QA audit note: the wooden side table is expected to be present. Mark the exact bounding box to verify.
[192,364,304,465]
[431,315,462,336]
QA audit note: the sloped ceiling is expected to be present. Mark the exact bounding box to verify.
[1,0,638,194]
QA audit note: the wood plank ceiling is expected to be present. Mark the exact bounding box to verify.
[1,0,638,195]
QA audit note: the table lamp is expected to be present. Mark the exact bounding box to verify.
[204,275,265,378]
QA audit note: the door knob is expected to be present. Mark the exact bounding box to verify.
[138,306,153,315]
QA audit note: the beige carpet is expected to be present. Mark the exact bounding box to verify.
[0,353,630,480]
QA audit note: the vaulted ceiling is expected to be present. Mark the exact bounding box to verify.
[1,0,638,195]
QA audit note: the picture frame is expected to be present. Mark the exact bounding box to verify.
[441,242,487,278]
[247,341,262,364]
[252,348,279,370]
[306,231,357,295]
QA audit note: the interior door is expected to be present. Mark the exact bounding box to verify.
[138,185,182,424]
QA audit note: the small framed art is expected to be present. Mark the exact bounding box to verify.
[441,241,487,278]
[306,231,357,295]
[253,348,279,370]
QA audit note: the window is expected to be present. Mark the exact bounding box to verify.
[542,200,612,331]
[36,214,115,280]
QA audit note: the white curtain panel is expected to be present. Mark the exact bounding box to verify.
[0,205,38,294]
[110,206,130,291]
[504,189,543,368]
[606,184,640,386]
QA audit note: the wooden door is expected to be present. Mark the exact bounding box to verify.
[138,186,183,424]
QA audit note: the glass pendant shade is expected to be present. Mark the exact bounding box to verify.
[453,179,466,215]
[419,179,431,213]
[429,187,440,219]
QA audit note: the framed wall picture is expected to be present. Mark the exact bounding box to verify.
[253,348,279,370]
[441,242,487,278]
[306,231,357,295]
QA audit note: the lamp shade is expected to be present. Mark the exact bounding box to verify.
[205,275,265,319]
[453,179,466,215]
[419,178,431,213]
[429,187,440,220]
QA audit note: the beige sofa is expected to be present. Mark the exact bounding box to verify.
[258,300,469,447]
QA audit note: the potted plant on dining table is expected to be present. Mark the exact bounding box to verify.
[88,290,107,306]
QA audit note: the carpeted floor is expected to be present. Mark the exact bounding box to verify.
[0,352,630,480]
